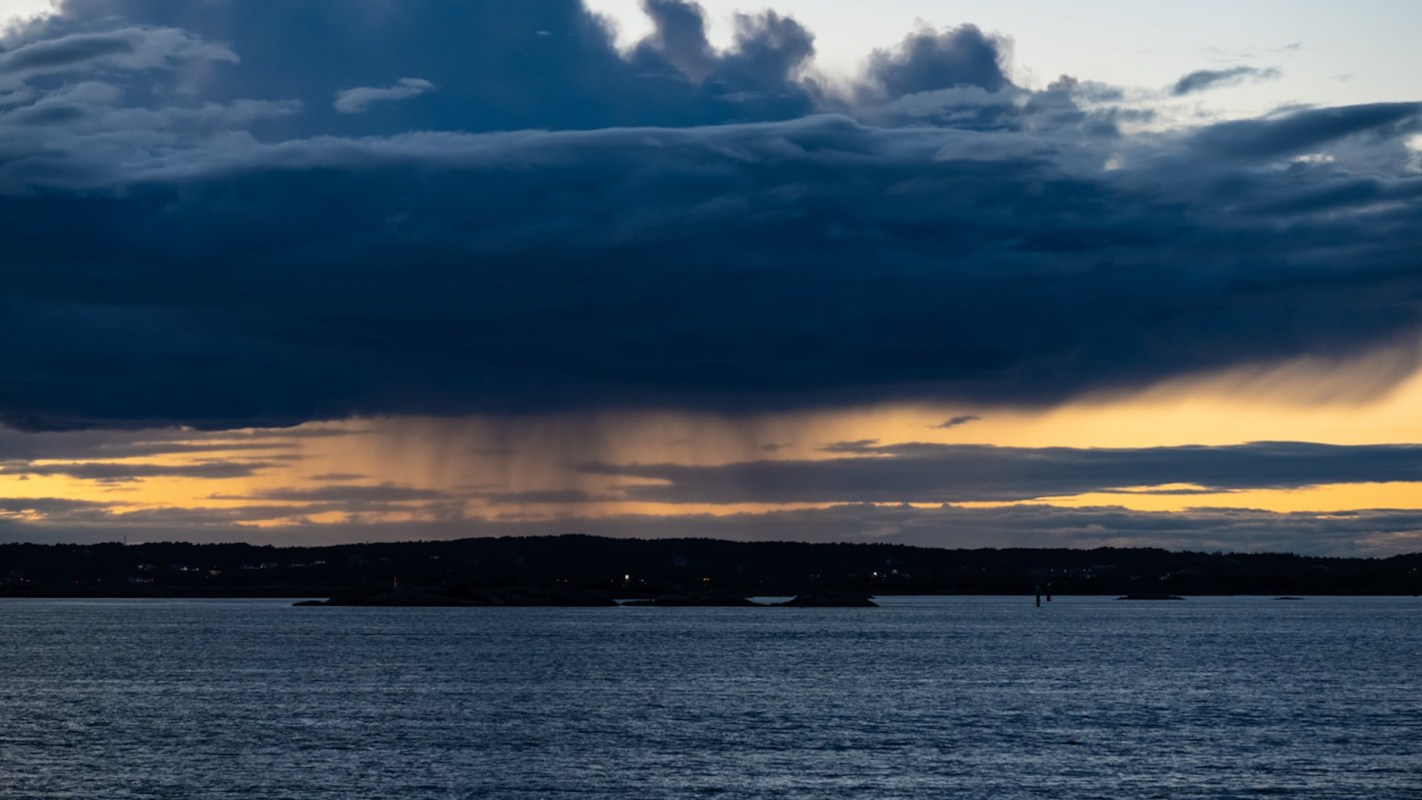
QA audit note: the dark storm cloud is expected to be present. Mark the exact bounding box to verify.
[1189,101,1422,159]
[40,0,818,133]
[1171,65,1280,96]
[635,0,717,80]
[859,24,1011,100]
[580,441,1422,504]
[0,1,1419,430]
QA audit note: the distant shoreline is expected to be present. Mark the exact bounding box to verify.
[4,592,1420,606]
[3,535,1419,599]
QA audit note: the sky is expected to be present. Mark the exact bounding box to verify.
[1,1,1420,555]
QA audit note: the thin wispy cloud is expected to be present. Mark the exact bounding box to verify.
[4,461,276,483]
[334,78,435,114]
[1172,65,1281,95]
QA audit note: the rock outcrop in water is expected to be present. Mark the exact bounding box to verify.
[620,592,760,607]
[1116,593,1185,600]
[618,592,877,607]
[297,587,880,608]
[297,585,617,607]
[773,594,878,607]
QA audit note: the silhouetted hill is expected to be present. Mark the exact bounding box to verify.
[1,535,1419,598]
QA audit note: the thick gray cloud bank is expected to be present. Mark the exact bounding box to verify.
[0,1,1420,430]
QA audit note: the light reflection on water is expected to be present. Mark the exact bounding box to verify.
[1,596,1419,799]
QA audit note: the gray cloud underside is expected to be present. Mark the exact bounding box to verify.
[0,1,1418,430]
[581,441,1422,503]
[3,501,1419,556]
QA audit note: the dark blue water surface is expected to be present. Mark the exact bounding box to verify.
[1,596,1419,799]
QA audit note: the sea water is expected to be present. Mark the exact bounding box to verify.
[1,596,1418,799]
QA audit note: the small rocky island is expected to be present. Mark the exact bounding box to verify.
[295,585,617,607]
[296,586,876,608]
[621,592,876,607]
[773,593,878,607]
[1116,593,1185,600]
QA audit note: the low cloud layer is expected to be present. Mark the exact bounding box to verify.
[4,499,1420,556]
[0,1,1417,433]
[4,460,273,482]
[581,441,1422,504]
